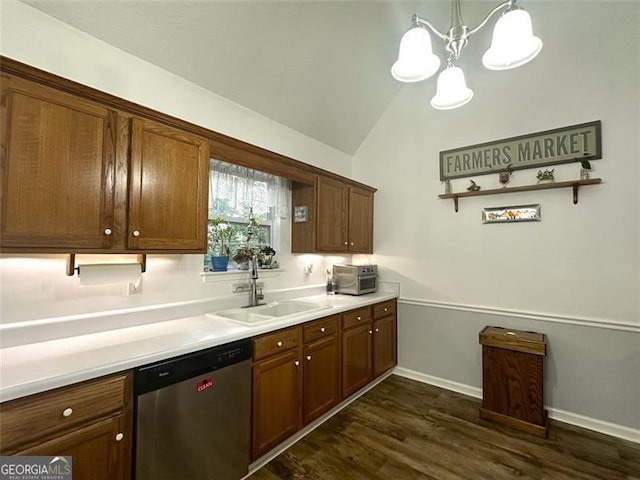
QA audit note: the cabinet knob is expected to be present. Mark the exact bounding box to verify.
[132,230,140,237]
[344,241,348,246]
[294,360,300,366]
[357,316,361,321]
[115,433,124,442]
[350,242,354,246]
[277,341,282,347]
[62,408,73,417]
[320,327,325,333]
[384,308,388,312]
[375,328,379,333]
[104,228,112,236]
[368,330,373,335]
[306,355,312,361]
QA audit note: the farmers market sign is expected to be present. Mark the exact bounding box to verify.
[439,121,601,180]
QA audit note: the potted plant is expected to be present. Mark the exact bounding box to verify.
[232,248,255,270]
[258,246,276,268]
[208,217,235,271]
[578,157,592,180]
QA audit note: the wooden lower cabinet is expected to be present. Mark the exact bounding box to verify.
[373,314,397,377]
[303,333,340,424]
[0,372,132,480]
[251,301,396,460]
[15,413,130,480]
[252,334,302,460]
[342,322,373,398]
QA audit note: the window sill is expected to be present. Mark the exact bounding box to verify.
[201,268,283,283]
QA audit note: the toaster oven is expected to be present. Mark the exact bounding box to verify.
[333,264,378,295]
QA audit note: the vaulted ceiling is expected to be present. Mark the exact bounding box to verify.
[24,1,506,155]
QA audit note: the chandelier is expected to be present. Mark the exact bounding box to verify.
[391,0,542,110]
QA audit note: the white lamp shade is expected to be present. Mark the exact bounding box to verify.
[430,66,473,110]
[391,27,441,82]
[482,9,543,70]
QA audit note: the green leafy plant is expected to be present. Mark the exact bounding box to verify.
[577,154,591,170]
[208,217,235,256]
[232,247,255,265]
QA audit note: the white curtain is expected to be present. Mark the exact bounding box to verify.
[208,159,290,221]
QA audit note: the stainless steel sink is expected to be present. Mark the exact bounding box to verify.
[208,300,331,325]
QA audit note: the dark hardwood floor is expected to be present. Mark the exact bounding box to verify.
[249,375,640,480]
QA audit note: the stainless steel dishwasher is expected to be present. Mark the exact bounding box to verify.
[134,338,252,480]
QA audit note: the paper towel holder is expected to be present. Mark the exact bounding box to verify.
[66,253,147,276]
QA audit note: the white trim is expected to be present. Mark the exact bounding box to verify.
[399,297,639,333]
[394,367,640,444]
[244,371,394,478]
[394,367,482,399]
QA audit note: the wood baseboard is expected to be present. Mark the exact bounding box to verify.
[480,407,548,438]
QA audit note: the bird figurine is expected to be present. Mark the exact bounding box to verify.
[467,179,481,191]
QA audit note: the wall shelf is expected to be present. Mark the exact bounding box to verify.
[439,178,602,212]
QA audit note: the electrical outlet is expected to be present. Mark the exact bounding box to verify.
[232,283,251,293]
[128,280,142,295]
[232,282,263,293]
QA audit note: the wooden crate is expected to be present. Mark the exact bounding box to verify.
[479,326,548,437]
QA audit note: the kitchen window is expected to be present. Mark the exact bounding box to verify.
[207,159,289,269]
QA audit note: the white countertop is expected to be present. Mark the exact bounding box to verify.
[0,289,398,402]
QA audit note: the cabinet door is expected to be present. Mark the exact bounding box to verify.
[128,117,209,251]
[303,334,340,425]
[0,75,116,250]
[16,413,130,480]
[341,323,372,399]
[316,176,348,252]
[373,315,397,378]
[252,349,302,460]
[348,186,374,253]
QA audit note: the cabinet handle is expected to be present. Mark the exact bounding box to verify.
[350,242,354,246]
[294,360,300,366]
[277,341,282,347]
[384,308,388,312]
[306,355,312,361]
[115,433,124,442]
[320,327,325,333]
[132,230,140,237]
[344,241,348,246]
[368,330,373,335]
[357,316,361,321]
[375,328,379,333]
[62,408,73,417]
[104,228,112,236]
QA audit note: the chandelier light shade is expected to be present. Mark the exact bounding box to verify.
[431,65,474,110]
[391,0,542,110]
[391,27,441,82]
[482,9,543,70]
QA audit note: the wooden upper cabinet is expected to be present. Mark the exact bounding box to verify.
[316,176,349,252]
[292,175,375,254]
[0,75,116,250]
[128,118,209,251]
[0,73,209,253]
[348,186,374,254]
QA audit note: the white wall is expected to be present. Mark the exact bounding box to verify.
[353,1,640,435]
[0,1,350,327]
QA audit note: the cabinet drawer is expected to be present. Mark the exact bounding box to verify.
[254,326,301,361]
[0,372,130,453]
[373,300,396,319]
[342,306,372,330]
[303,315,339,343]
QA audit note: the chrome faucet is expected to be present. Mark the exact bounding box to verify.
[247,254,265,307]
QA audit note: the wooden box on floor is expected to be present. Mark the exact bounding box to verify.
[479,326,548,437]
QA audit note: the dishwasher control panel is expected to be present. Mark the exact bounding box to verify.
[134,338,252,395]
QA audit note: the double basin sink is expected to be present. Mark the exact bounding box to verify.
[207,300,332,325]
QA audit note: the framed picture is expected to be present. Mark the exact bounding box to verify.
[482,204,541,224]
[294,205,308,223]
